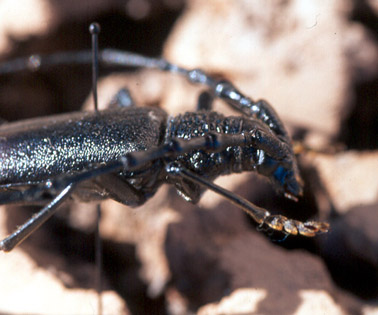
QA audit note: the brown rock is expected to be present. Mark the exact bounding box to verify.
[99,186,179,298]
[198,288,344,315]
[164,200,363,314]
[310,151,378,214]
[0,207,129,315]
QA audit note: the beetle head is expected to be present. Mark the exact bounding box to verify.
[257,154,303,201]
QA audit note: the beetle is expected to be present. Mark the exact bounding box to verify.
[0,24,329,253]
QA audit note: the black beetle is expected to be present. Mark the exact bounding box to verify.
[0,26,329,253]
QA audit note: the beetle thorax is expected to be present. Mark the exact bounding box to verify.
[166,111,265,179]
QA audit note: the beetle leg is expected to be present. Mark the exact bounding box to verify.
[95,173,146,206]
[261,215,330,237]
[0,183,76,252]
[165,162,329,237]
[0,174,144,251]
[166,162,269,224]
[0,187,47,205]
[197,91,214,111]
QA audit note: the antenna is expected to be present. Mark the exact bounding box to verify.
[89,22,102,315]
[89,22,100,111]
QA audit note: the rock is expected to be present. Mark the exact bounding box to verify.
[197,288,269,315]
[0,0,50,53]
[310,151,378,214]
[99,186,179,298]
[165,201,363,314]
[0,207,129,315]
[198,288,345,315]
[368,0,378,15]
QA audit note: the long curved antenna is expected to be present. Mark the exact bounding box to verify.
[0,49,290,142]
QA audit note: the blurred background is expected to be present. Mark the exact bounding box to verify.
[0,0,377,314]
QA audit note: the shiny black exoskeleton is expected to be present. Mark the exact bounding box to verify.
[0,47,329,252]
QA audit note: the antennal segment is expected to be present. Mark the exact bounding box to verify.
[89,22,101,111]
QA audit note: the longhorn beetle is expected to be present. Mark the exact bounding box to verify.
[0,23,329,255]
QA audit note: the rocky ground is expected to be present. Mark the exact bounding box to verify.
[0,1,377,314]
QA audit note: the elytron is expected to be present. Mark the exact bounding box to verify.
[0,24,329,253]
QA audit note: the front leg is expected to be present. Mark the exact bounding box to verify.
[166,162,329,237]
